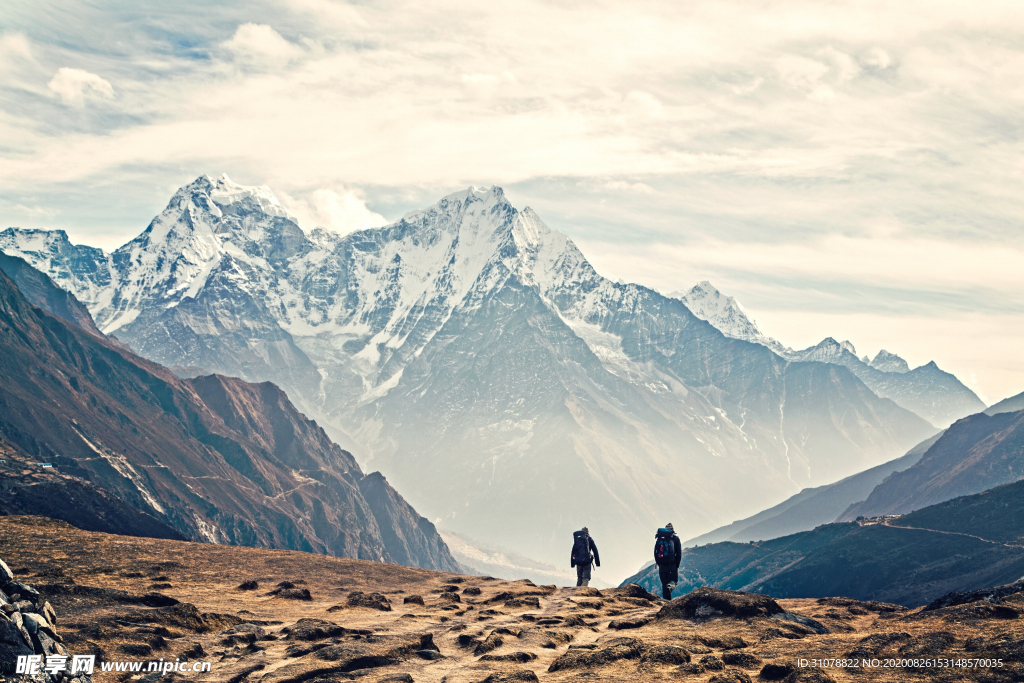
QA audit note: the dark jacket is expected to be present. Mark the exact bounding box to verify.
[654,532,682,569]
[570,534,601,568]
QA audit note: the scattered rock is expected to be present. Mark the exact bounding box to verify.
[476,671,540,683]
[457,634,481,648]
[700,654,726,670]
[547,637,645,672]
[439,591,461,603]
[699,635,748,650]
[782,671,837,683]
[236,580,259,591]
[759,662,797,680]
[614,583,656,601]
[220,622,266,645]
[473,632,504,655]
[345,591,392,611]
[286,618,358,641]
[275,587,312,601]
[479,651,537,663]
[378,675,414,683]
[927,581,1024,611]
[708,669,752,683]
[640,644,690,665]
[659,588,783,621]
[403,594,425,605]
[463,586,482,595]
[415,648,445,660]
[677,662,704,675]
[504,597,540,609]
[722,651,762,668]
[608,617,651,630]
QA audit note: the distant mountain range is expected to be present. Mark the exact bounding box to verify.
[0,253,458,572]
[624,460,1024,606]
[2,175,940,578]
[674,281,985,428]
[687,431,943,546]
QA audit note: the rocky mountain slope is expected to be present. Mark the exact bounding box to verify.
[672,281,984,428]
[1,175,936,578]
[624,476,1024,607]
[6,515,1024,683]
[0,263,458,572]
[840,408,1024,520]
[987,390,1024,416]
[688,432,943,546]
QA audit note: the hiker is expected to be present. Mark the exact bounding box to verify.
[570,526,600,587]
[654,523,682,599]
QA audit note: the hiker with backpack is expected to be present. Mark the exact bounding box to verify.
[569,526,600,587]
[654,523,682,599]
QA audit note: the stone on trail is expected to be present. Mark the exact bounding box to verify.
[476,671,540,683]
[639,644,691,665]
[345,591,392,611]
[708,669,752,683]
[478,651,537,663]
[722,651,762,668]
[608,616,651,630]
[759,661,798,680]
[403,594,425,605]
[658,587,783,621]
[547,637,646,672]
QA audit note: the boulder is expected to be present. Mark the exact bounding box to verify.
[639,645,690,665]
[657,588,783,620]
[0,613,34,662]
[473,633,504,655]
[722,651,762,668]
[0,558,13,584]
[346,591,392,611]
[614,584,656,601]
[478,651,537,663]
[708,670,752,683]
[759,662,797,680]
[608,617,651,630]
[476,671,540,683]
[547,637,646,672]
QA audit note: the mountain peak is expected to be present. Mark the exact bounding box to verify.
[870,349,911,374]
[674,282,792,356]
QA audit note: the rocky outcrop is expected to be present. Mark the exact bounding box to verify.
[0,557,93,682]
[657,588,784,621]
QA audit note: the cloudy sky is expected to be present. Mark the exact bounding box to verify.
[2,0,1023,402]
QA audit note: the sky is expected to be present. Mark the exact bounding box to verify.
[1,0,1023,403]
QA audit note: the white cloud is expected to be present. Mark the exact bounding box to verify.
[223,23,303,65]
[47,67,113,107]
[281,188,387,235]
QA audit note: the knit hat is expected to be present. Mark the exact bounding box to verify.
[665,523,674,531]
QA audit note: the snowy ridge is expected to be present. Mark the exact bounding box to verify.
[673,281,792,356]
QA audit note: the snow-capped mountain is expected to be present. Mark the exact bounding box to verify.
[672,280,984,428]
[672,281,792,356]
[785,338,983,428]
[0,175,936,579]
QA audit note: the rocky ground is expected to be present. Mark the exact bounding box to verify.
[1,516,1022,683]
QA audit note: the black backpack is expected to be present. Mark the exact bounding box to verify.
[571,531,592,566]
[654,528,676,566]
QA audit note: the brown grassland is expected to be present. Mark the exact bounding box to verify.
[1,516,1021,683]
